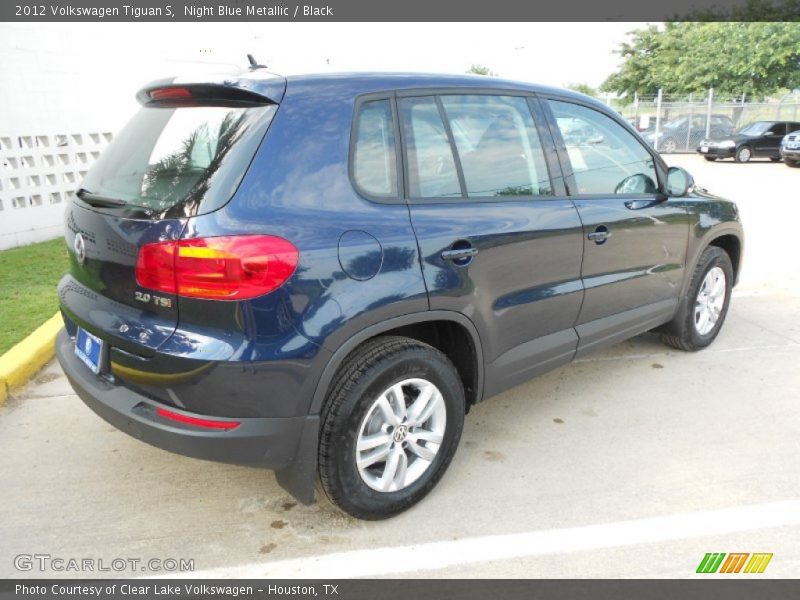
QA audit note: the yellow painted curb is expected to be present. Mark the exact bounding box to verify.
[0,313,62,405]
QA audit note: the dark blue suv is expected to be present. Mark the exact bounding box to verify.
[56,70,744,519]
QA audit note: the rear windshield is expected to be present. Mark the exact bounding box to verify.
[80,104,276,218]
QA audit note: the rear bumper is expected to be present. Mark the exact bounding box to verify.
[56,328,316,474]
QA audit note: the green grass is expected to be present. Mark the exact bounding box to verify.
[0,238,69,355]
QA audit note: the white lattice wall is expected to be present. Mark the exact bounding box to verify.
[0,132,113,250]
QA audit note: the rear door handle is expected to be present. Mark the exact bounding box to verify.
[441,247,479,261]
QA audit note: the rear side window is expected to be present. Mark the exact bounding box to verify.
[352,100,398,197]
[440,95,552,197]
[549,100,658,196]
[81,104,275,217]
[399,97,462,198]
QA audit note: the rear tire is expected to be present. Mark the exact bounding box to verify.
[786,159,800,168]
[735,146,752,163]
[318,336,465,520]
[662,246,733,352]
[703,156,717,162]
[770,157,782,162]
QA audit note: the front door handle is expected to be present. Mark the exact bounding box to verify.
[587,226,611,244]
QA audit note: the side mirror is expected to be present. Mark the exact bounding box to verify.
[615,173,658,195]
[666,166,694,197]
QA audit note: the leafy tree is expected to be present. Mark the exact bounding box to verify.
[601,22,800,101]
[467,64,497,77]
[567,82,597,96]
[685,0,800,20]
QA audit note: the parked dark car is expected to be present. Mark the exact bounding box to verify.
[698,120,800,163]
[56,70,744,520]
[781,130,800,167]
[643,114,735,153]
[625,116,649,132]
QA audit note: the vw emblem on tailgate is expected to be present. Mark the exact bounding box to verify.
[73,233,86,265]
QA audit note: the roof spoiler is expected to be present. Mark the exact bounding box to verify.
[136,74,286,107]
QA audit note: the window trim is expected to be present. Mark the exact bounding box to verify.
[395,94,463,201]
[435,95,468,199]
[538,93,670,199]
[348,92,404,205]
[395,88,564,205]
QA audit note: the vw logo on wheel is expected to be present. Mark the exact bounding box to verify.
[393,425,408,443]
[73,233,86,265]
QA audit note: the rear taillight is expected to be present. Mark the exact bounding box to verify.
[149,87,193,101]
[136,235,299,300]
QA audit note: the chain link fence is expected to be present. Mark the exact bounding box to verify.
[595,90,800,153]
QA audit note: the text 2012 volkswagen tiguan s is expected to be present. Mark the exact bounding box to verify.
[56,69,744,519]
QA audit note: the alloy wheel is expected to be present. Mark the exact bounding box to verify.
[737,147,751,162]
[355,378,446,493]
[694,266,726,335]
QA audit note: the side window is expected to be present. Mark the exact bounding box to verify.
[549,100,658,196]
[352,99,398,197]
[768,123,787,136]
[440,95,552,197]
[398,97,461,198]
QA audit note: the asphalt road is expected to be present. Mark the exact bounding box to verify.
[1,155,799,579]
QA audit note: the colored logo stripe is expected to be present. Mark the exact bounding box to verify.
[744,553,773,574]
[697,553,726,573]
[697,552,773,574]
[719,553,749,573]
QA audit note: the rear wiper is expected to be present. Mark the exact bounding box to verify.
[76,188,128,207]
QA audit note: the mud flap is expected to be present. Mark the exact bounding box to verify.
[275,415,320,505]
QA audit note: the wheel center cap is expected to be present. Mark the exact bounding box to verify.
[393,425,408,443]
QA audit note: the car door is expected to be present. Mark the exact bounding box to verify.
[687,115,706,148]
[402,92,585,398]
[712,116,736,139]
[754,122,787,157]
[542,97,689,358]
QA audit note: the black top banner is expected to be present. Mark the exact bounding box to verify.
[2,0,800,22]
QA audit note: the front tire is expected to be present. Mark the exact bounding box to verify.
[786,159,800,168]
[770,157,782,162]
[703,156,717,162]
[662,246,733,351]
[735,146,752,163]
[318,336,465,520]
[660,137,678,154]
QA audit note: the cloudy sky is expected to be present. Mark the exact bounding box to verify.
[2,22,646,131]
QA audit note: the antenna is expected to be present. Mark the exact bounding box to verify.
[247,54,267,70]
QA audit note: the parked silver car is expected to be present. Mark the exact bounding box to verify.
[781,130,800,167]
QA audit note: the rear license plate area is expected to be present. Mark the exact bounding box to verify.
[75,327,104,374]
